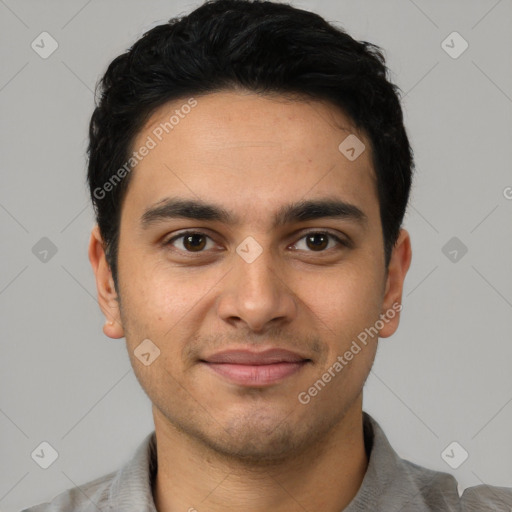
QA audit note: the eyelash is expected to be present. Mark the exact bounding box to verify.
[163,230,349,255]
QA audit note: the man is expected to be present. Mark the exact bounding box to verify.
[23,0,512,510]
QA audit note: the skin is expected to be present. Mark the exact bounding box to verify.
[89,90,412,512]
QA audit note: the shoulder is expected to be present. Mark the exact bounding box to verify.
[21,431,157,512]
[20,470,116,512]
[400,458,461,506]
[460,484,512,510]
[400,459,512,509]
[362,412,512,510]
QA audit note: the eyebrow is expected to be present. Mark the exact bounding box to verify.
[140,196,368,230]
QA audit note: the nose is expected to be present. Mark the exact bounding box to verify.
[215,239,298,333]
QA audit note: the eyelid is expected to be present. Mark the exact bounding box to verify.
[163,229,217,246]
[291,229,351,249]
[163,229,219,253]
[163,229,351,253]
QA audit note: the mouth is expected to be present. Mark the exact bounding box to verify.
[200,348,312,387]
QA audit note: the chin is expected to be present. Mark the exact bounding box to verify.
[197,409,318,465]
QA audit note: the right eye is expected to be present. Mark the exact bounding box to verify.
[163,231,217,253]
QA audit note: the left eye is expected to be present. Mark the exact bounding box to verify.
[291,231,346,252]
[164,231,346,253]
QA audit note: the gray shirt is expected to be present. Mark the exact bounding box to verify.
[22,411,512,511]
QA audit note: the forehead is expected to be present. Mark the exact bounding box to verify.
[123,91,378,228]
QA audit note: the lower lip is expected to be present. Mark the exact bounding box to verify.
[202,361,307,386]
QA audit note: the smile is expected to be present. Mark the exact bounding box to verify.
[202,361,309,386]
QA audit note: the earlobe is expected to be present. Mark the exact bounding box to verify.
[103,318,124,339]
[88,225,125,339]
[379,229,412,338]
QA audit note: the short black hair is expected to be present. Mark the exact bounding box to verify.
[87,0,414,292]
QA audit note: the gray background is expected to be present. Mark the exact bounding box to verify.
[1,0,511,510]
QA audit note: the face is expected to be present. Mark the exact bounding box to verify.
[90,91,411,463]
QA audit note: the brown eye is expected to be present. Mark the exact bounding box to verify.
[165,231,213,252]
[182,233,207,251]
[305,233,329,251]
[292,231,347,252]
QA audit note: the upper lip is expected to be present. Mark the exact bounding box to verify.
[202,348,310,365]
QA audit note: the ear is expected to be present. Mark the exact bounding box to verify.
[379,228,412,338]
[88,225,124,339]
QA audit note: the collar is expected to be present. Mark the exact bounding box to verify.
[107,411,460,511]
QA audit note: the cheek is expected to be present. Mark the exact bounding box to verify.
[298,262,384,336]
[118,259,217,355]
[119,243,186,311]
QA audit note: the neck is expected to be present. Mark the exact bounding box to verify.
[152,398,368,512]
